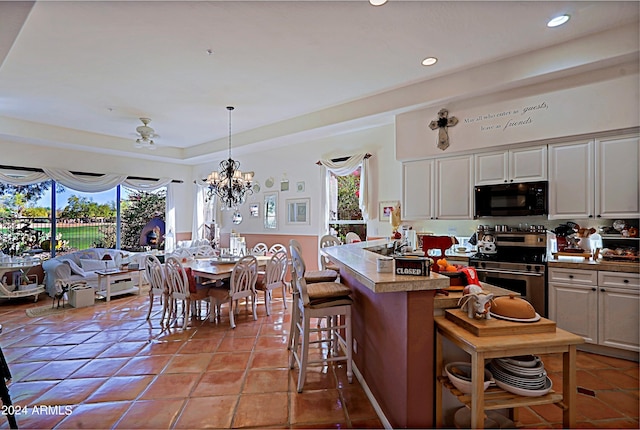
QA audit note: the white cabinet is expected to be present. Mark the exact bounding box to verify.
[595,135,640,219]
[435,155,474,220]
[598,271,640,352]
[548,140,594,219]
[548,268,598,344]
[402,155,473,220]
[548,268,639,352]
[549,135,640,219]
[475,146,547,185]
[403,159,434,220]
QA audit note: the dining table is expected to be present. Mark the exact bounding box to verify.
[185,255,272,283]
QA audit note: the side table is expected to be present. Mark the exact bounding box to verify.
[434,316,584,429]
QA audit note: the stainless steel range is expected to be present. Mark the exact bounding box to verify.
[470,232,548,316]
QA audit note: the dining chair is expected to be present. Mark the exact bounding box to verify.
[255,249,288,316]
[251,243,268,256]
[194,245,216,258]
[288,243,353,392]
[345,232,361,243]
[319,234,342,272]
[164,256,210,329]
[144,254,168,327]
[268,243,287,255]
[208,255,258,329]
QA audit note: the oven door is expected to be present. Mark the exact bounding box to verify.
[475,268,546,317]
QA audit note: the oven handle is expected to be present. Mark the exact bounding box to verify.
[474,268,544,277]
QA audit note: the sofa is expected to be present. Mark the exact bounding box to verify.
[42,248,143,297]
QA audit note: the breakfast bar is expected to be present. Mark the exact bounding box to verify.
[322,239,447,428]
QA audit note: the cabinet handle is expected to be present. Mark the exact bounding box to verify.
[592,288,596,291]
[568,275,574,279]
[623,279,629,284]
[597,215,602,218]
[588,215,593,218]
[600,288,605,292]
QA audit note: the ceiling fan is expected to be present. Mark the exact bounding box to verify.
[134,117,157,150]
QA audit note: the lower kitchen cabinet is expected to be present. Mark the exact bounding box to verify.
[548,268,640,352]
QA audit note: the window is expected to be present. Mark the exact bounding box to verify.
[328,167,366,241]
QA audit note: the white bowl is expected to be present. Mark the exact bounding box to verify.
[445,362,493,394]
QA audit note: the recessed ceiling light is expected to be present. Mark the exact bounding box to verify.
[547,14,570,28]
[422,57,438,66]
[370,0,388,6]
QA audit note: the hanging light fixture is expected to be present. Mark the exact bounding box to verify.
[135,118,157,150]
[206,106,253,210]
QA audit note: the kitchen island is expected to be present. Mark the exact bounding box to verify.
[322,239,511,428]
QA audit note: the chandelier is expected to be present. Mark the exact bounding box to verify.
[206,106,253,210]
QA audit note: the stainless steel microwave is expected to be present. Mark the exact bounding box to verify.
[474,181,548,217]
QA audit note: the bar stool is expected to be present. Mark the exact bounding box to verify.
[290,239,339,284]
[288,243,353,393]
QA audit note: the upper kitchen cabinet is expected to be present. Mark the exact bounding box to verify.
[435,155,474,220]
[475,146,547,185]
[548,135,640,219]
[403,159,434,220]
[402,155,474,221]
[596,135,640,219]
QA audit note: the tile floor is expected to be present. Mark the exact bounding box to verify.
[0,289,381,429]
[0,288,637,429]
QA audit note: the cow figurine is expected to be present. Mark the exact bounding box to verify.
[458,291,494,320]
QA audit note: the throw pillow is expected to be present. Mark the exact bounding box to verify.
[80,258,116,271]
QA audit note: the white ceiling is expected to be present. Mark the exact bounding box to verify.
[1,1,638,165]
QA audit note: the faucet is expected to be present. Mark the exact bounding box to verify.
[393,240,409,255]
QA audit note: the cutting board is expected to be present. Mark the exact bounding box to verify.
[445,308,556,337]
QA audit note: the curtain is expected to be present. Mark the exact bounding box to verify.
[0,171,49,185]
[319,152,370,222]
[193,179,217,241]
[42,168,127,193]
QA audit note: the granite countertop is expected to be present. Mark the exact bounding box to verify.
[321,239,449,293]
[548,258,639,273]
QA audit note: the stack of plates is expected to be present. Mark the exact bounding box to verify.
[487,355,552,397]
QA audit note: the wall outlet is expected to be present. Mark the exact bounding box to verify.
[353,338,358,354]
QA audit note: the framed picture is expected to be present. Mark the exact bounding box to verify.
[379,200,399,222]
[264,192,278,229]
[286,198,310,224]
[280,179,289,192]
[250,203,259,217]
[296,181,305,192]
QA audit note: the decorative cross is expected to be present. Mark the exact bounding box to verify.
[429,108,458,151]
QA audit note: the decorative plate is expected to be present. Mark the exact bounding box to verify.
[613,220,626,231]
[253,182,261,193]
[265,177,275,188]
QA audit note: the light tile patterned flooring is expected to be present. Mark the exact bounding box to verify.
[0,289,638,429]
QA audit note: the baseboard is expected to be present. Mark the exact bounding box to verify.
[577,344,639,362]
[352,362,393,429]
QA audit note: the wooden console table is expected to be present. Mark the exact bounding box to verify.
[434,316,584,429]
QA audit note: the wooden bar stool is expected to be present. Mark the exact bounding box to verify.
[288,243,353,393]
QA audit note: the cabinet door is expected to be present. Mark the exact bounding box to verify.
[548,140,594,219]
[435,155,474,220]
[548,282,597,344]
[509,146,547,182]
[598,286,640,352]
[403,159,434,220]
[596,135,640,218]
[475,151,508,185]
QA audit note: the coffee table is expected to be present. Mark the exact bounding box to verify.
[95,268,144,302]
